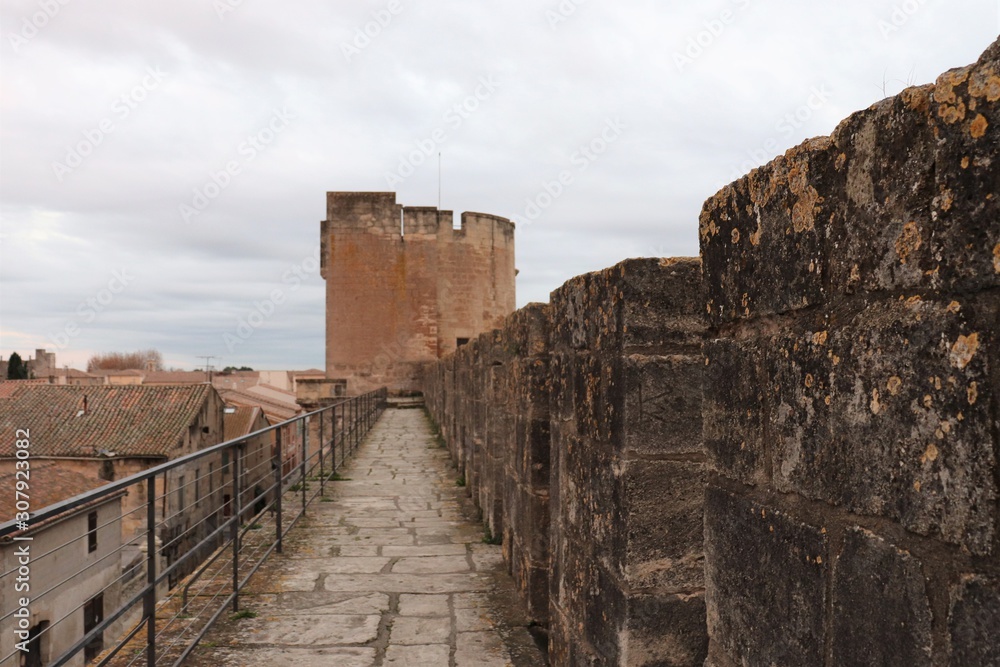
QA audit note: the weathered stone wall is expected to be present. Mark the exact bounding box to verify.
[424,37,1000,667]
[548,258,708,666]
[424,303,553,624]
[699,40,1000,667]
[423,258,708,666]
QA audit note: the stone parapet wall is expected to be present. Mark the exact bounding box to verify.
[423,258,708,666]
[699,39,1000,667]
[423,36,1000,667]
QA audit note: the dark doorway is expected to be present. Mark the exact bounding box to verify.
[83,594,104,662]
[22,620,48,667]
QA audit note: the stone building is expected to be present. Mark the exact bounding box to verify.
[0,384,226,586]
[0,466,126,667]
[320,191,516,394]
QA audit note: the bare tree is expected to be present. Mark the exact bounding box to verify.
[87,349,164,372]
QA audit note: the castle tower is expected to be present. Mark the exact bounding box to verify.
[320,192,515,394]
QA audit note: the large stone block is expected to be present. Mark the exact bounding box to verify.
[527,417,551,489]
[831,528,933,667]
[703,338,767,485]
[622,354,704,457]
[700,138,840,326]
[929,44,1000,292]
[705,485,828,667]
[828,85,938,294]
[502,302,551,358]
[571,353,617,449]
[769,296,998,555]
[621,592,708,667]
[948,575,1000,666]
[550,258,705,353]
[614,459,705,593]
[618,258,706,352]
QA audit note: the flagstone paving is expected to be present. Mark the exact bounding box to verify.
[187,407,546,667]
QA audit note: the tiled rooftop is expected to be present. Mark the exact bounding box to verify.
[219,387,299,422]
[0,384,213,458]
[0,462,110,522]
[223,405,267,441]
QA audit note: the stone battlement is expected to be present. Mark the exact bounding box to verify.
[420,37,1000,667]
[323,191,514,242]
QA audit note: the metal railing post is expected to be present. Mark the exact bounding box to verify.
[301,417,308,513]
[334,405,340,470]
[232,442,242,612]
[275,427,283,553]
[145,476,157,666]
[351,396,361,454]
[319,410,325,496]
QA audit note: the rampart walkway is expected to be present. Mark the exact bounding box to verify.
[188,406,546,667]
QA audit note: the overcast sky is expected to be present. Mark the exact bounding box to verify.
[0,1,996,371]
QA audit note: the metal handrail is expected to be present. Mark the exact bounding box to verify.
[0,395,357,539]
[0,387,388,667]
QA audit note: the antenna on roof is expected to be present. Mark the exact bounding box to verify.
[196,356,216,383]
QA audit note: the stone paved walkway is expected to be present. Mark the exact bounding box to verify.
[189,407,546,667]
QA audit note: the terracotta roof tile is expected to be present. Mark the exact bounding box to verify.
[223,405,267,441]
[0,385,213,458]
[218,388,299,422]
[0,380,45,399]
[0,463,109,522]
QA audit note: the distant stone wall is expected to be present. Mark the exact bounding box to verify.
[699,40,1000,667]
[423,258,708,666]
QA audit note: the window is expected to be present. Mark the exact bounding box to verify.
[457,338,470,348]
[223,494,232,518]
[87,511,98,553]
[83,594,104,662]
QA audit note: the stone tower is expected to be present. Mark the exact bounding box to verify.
[320,191,516,394]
